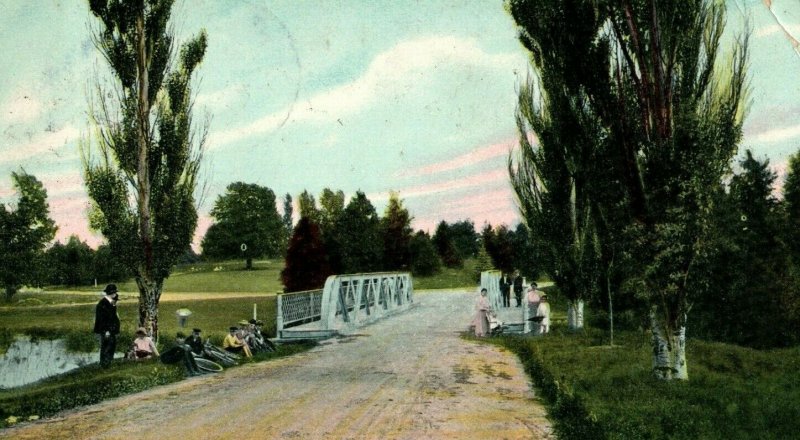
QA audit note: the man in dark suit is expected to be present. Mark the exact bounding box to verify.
[499,273,512,307]
[513,271,524,307]
[94,284,121,367]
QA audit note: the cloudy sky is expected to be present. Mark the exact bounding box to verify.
[1,0,799,250]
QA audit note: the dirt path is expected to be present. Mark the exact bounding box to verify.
[1,290,552,439]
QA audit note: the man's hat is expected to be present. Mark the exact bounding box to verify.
[192,328,202,333]
[103,284,118,294]
[136,327,146,336]
[248,319,257,324]
[238,319,249,326]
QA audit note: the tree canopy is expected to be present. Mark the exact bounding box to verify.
[83,0,208,338]
[0,172,57,301]
[202,182,284,269]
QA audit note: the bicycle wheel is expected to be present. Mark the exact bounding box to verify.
[203,347,238,367]
[194,357,223,373]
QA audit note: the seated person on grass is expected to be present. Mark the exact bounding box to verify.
[130,327,159,360]
[160,331,202,376]
[223,326,252,357]
[184,328,204,356]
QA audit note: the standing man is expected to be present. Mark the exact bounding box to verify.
[513,271,524,307]
[499,273,511,308]
[94,283,120,367]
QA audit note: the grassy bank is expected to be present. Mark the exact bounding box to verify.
[0,341,315,428]
[489,325,800,439]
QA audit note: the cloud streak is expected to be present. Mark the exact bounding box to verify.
[399,139,516,178]
[208,36,523,150]
[0,124,80,166]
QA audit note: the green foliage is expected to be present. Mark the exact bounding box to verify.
[409,231,441,277]
[84,0,209,337]
[335,191,383,273]
[281,217,332,292]
[692,151,798,348]
[489,330,800,439]
[318,188,346,273]
[473,243,493,282]
[297,190,320,224]
[481,223,515,273]
[202,182,285,268]
[448,220,480,259]
[0,172,57,301]
[380,193,413,271]
[43,236,95,287]
[508,0,750,377]
[432,221,463,268]
[281,193,293,250]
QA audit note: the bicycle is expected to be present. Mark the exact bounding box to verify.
[194,357,224,373]
[202,340,239,367]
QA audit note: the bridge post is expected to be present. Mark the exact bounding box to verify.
[276,294,284,337]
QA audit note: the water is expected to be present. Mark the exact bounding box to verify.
[0,336,99,389]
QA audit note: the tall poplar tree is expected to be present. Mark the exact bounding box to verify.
[508,0,749,379]
[84,0,208,339]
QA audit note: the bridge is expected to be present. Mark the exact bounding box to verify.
[276,270,535,341]
[276,272,415,340]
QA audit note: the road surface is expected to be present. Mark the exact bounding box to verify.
[2,289,552,439]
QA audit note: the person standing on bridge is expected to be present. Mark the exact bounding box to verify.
[472,288,493,337]
[513,271,524,307]
[499,273,512,308]
[94,283,120,368]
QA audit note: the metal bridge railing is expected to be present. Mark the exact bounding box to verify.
[276,289,324,332]
[276,272,413,337]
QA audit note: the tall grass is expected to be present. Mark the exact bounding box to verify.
[491,326,800,439]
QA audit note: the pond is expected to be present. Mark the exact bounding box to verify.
[0,336,101,389]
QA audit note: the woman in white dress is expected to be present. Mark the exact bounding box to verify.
[472,288,492,337]
[536,294,551,334]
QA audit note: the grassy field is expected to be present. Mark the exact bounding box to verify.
[482,290,800,439]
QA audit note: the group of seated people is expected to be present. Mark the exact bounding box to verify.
[127,319,276,375]
[128,327,206,376]
[223,319,276,356]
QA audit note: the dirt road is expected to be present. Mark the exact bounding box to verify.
[2,289,552,439]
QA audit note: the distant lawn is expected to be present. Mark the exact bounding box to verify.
[0,295,277,350]
[413,258,480,290]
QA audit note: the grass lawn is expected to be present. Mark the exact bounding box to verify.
[487,319,800,439]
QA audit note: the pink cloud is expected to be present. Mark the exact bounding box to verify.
[400,139,517,178]
[393,168,509,200]
[409,187,519,233]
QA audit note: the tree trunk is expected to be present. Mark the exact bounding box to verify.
[136,276,163,341]
[650,308,688,380]
[567,299,584,330]
[4,286,16,302]
[246,257,253,270]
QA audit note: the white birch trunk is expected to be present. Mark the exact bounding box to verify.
[650,309,688,380]
[671,325,688,380]
[567,299,584,330]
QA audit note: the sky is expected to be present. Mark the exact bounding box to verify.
[1,0,799,251]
